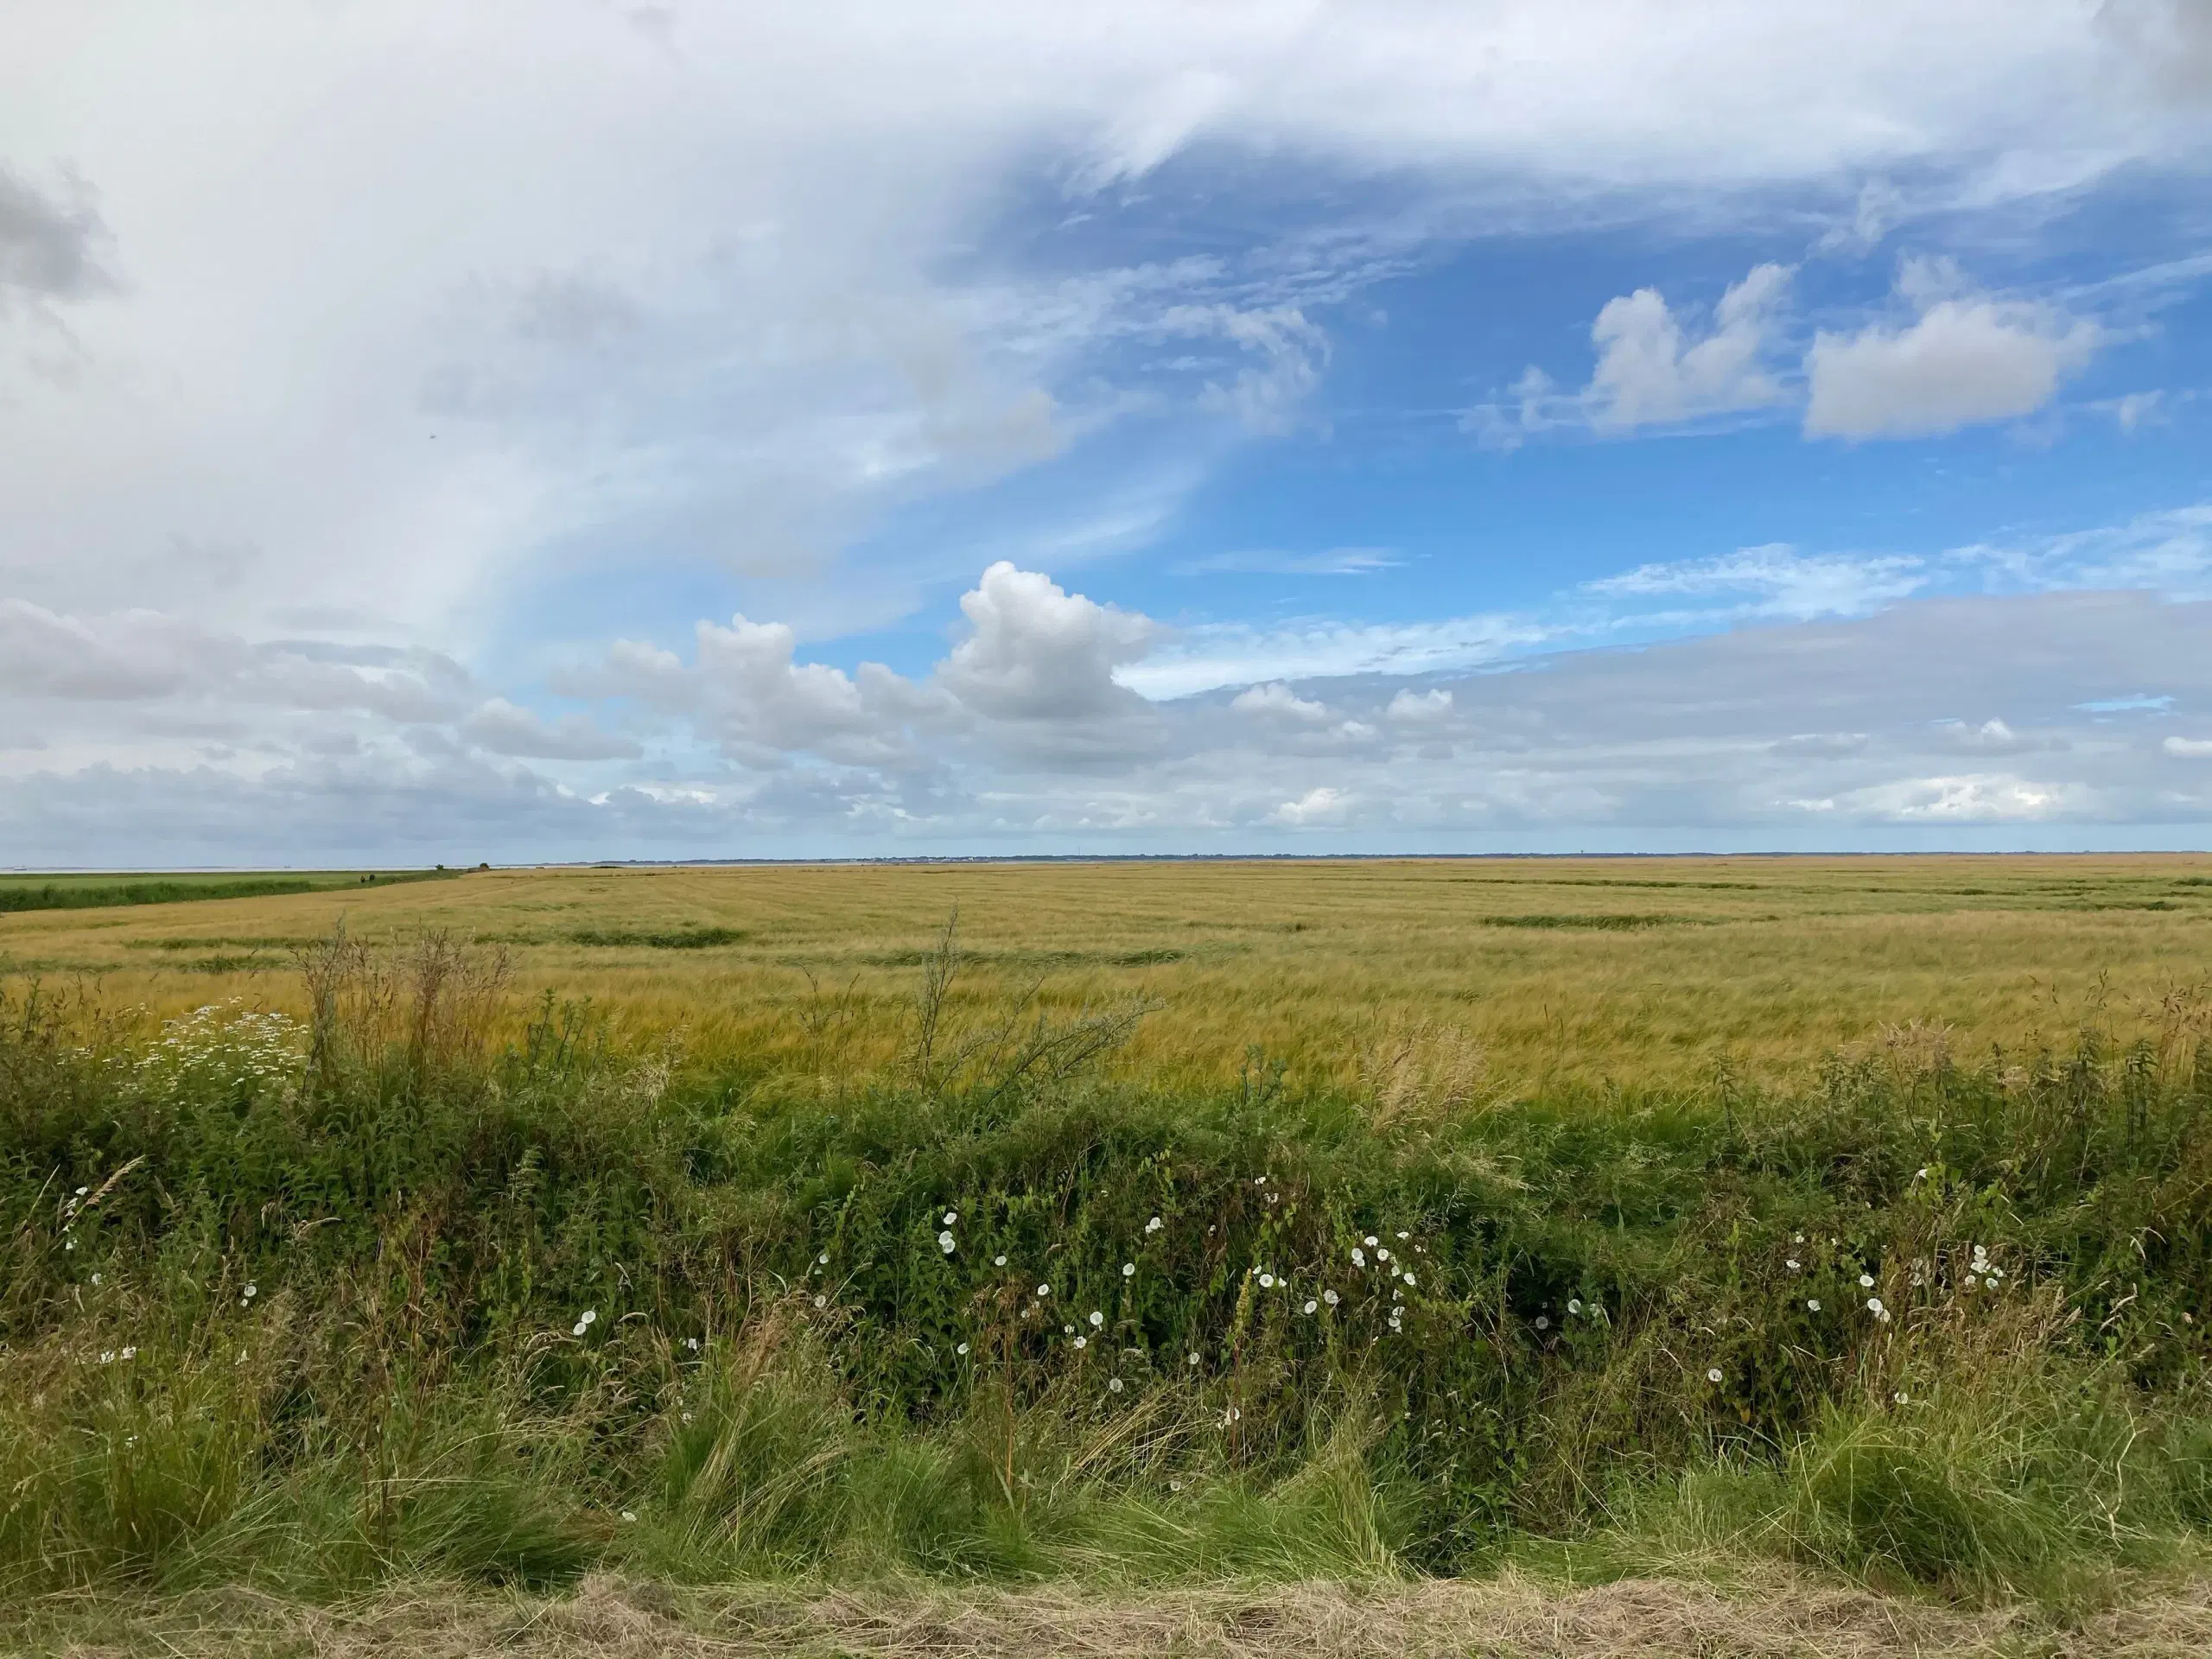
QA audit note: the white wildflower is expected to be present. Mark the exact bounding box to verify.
[1037,1284,1051,1298]
[1073,1335,1087,1349]
[1323,1289,1339,1306]
[1707,1368,1724,1383]
[995,1255,1007,1267]
[1567,1299,1583,1314]
[1859,1273,1874,1288]
[1089,1310,1103,1327]
[1534,1316,1549,1331]
[1258,1273,1274,1288]
[957,1342,969,1356]
[944,1211,957,1225]
[938,1230,956,1255]
[1122,1262,1135,1277]
[813,1294,827,1308]
[1808,1299,1821,1312]
[1303,1300,1318,1314]
[1351,1248,1365,1268]
[1109,1376,1124,1393]
[1146,1216,1163,1233]
[1402,1273,1415,1288]
[1187,1352,1200,1365]
[1364,1236,1378,1248]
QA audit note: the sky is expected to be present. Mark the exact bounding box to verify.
[3,1,2211,867]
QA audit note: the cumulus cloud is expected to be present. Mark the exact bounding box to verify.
[1232,682,1330,721]
[1831,772,2089,822]
[1387,688,1454,722]
[937,562,1155,721]
[1271,785,1352,826]
[1803,260,2101,439]
[1583,264,1792,429]
[2166,736,2212,758]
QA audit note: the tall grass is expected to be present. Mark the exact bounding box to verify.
[1,925,2208,1605]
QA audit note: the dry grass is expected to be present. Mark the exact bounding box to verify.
[18,1572,2212,1659]
[6,855,2211,1092]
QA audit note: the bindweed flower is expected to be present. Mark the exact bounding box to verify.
[1894,1389,1910,1404]
[1534,1316,1549,1331]
[938,1230,957,1255]
[813,1294,827,1308]
[1073,1335,1087,1349]
[1351,1248,1365,1268]
[1258,1273,1274,1288]
[685,1337,700,1351]
[1786,1259,1801,1271]
[1187,1351,1200,1365]
[1109,1376,1123,1393]
[957,1341,969,1356]
[1065,1324,1076,1335]
[1146,1216,1163,1233]
[1808,1299,1821,1311]
[1303,1299,1318,1314]
[944,1211,957,1225]
[243,1284,258,1300]
[1402,1272,1416,1288]
[995,1255,1007,1267]
[1567,1299,1583,1314]
[120,1346,135,1360]
[1866,1297,1888,1320]
[1323,1289,1339,1306]
[620,1510,637,1523]
[1089,1310,1103,1326]
[1363,1236,1378,1248]
[1859,1274,1875,1288]
[1037,1283,1051,1298]
[1122,1262,1135,1277]
[1396,1231,1408,1240]
[818,1251,830,1265]
[1707,1368,1724,1383]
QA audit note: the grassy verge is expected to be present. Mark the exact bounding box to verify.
[0,871,458,916]
[2,925,2209,1621]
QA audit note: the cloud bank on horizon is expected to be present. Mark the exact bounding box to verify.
[3,0,2212,863]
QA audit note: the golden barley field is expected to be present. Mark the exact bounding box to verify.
[5,854,2211,1093]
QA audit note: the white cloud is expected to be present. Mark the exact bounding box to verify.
[461,698,639,761]
[1803,261,2100,439]
[1270,785,1352,826]
[938,562,1155,721]
[1837,772,2088,822]
[1177,547,1400,576]
[1584,264,1792,429]
[1232,682,1330,721]
[1387,688,1453,722]
[2165,736,2212,758]
[1122,612,1546,699]
[1582,543,1927,621]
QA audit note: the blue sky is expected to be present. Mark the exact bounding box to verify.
[3,2,2211,864]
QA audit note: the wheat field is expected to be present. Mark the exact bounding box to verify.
[5,854,2209,1091]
